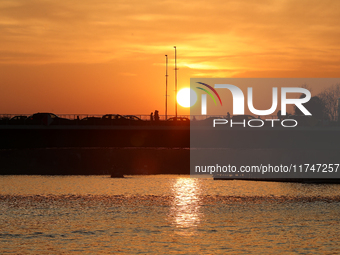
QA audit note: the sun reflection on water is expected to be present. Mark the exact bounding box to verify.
[169,178,202,236]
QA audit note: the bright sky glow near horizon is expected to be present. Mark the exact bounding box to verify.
[1,0,340,115]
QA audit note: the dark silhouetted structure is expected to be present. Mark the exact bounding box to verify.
[277,110,282,120]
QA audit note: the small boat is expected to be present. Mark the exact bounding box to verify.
[110,171,124,178]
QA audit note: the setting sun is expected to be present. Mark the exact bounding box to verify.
[177,88,197,108]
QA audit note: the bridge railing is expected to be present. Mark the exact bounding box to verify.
[1,114,336,127]
[0,113,280,121]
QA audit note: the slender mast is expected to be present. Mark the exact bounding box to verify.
[174,46,177,118]
[165,55,168,120]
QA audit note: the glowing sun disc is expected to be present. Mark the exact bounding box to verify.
[177,88,197,107]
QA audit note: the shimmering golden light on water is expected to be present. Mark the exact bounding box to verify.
[170,178,202,236]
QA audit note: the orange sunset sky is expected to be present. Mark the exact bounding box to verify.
[1,0,340,115]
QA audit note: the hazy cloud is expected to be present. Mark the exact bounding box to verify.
[0,0,340,75]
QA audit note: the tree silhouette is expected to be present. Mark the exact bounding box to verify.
[295,96,325,119]
[317,84,340,121]
[294,95,326,119]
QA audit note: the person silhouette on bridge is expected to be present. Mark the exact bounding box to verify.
[154,110,159,121]
[227,112,231,122]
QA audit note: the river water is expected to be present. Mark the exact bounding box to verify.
[1,175,340,254]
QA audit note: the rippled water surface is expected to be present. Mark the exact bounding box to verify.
[1,175,340,254]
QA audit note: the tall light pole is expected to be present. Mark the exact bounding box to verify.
[174,46,178,118]
[165,55,168,120]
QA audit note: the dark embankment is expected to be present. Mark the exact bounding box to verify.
[0,125,189,149]
[0,124,191,175]
[0,147,190,175]
[0,124,339,175]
